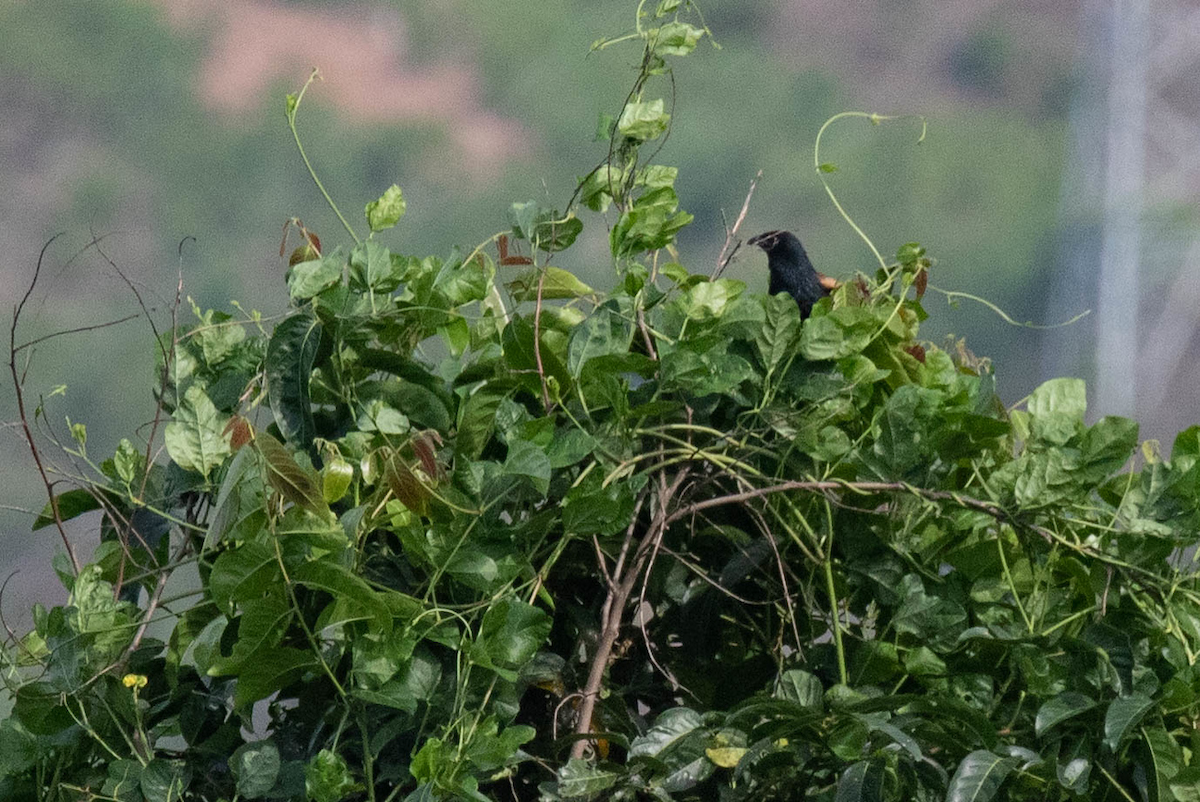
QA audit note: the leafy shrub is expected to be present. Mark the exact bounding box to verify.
[5,4,1200,801]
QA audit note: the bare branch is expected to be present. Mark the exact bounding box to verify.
[9,236,81,575]
[713,169,763,279]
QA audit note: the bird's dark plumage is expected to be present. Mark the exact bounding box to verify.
[748,230,828,319]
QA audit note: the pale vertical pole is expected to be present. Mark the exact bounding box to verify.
[1095,0,1149,417]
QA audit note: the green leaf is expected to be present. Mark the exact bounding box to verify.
[1143,726,1182,802]
[471,597,551,678]
[365,184,406,232]
[1170,767,1200,802]
[0,719,38,776]
[102,759,143,802]
[111,438,144,485]
[835,759,884,802]
[946,751,1016,802]
[33,487,103,530]
[552,759,620,797]
[651,21,704,56]
[504,439,552,496]
[292,559,391,633]
[680,278,744,320]
[610,186,693,255]
[349,239,403,293]
[266,314,322,447]
[456,384,507,460]
[305,749,364,802]
[568,302,634,378]
[799,306,877,361]
[1034,692,1096,736]
[1104,694,1155,751]
[776,669,824,710]
[1027,377,1086,445]
[433,251,494,306]
[506,266,594,302]
[233,647,318,709]
[757,293,803,374]
[204,446,260,550]
[210,541,282,613]
[629,708,703,758]
[140,759,189,800]
[165,384,231,477]
[231,740,281,799]
[617,99,669,141]
[287,250,344,301]
[209,590,291,674]
[321,458,353,504]
[508,202,583,253]
[546,428,597,469]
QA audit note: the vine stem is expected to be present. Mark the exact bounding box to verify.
[813,111,926,272]
[287,69,361,244]
[821,499,848,685]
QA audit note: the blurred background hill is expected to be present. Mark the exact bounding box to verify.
[2,0,1198,624]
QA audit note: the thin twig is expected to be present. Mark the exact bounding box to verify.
[9,236,81,575]
[713,169,763,279]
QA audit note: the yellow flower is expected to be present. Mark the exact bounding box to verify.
[122,674,148,689]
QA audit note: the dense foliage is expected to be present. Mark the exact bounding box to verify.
[6,4,1200,801]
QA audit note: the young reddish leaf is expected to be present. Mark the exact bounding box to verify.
[255,433,330,519]
[385,451,431,516]
[223,415,254,452]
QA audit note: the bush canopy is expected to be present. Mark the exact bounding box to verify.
[6,4,1200,801]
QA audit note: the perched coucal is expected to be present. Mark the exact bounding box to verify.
[748,230,832,319]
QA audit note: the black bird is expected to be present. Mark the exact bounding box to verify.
[748,230,828,319]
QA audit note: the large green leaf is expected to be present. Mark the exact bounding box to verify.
[756,293,802,375]
[1034,692,1096,736]
[209,541,282,613]
[287,249,344,301]
[471,597,551,679]
[834,759,884,802]
[230,740,281,799]
[266,314,322,447]
[349,239,403,292]
[1142,726,1183,802]
[567,301,634,378]
[946,751,1016,802]
[208,590,291,675]
[509,202,583,253]
[629,708,703,758]
[292,559,391,633]
[164,384,231,477]
[1104,694,1155,751]
[233,647,319,709]
[617,99,669,141]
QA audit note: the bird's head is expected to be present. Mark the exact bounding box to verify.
[747,230,805,259]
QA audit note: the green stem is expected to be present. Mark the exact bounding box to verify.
[822,500,848,685]
[287,69,360,244]
[996,533,1033,632]
[824,557,848,686]
[813,111,926,272]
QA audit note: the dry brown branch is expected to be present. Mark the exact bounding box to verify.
[713,169,763,279]
[9,236,81,575]
[570,468,689,760]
